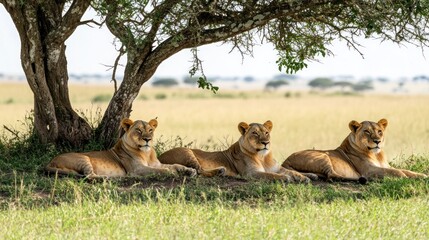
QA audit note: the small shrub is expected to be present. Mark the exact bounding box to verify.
[284,92,301,98]
[238,92,249,99]
[352,80,374,92]
[139,95,149,100]
[4,98,14,104]
[198,136,232,151]
[265,79,289,89]
[213,93,235,99]
[183,76,199,85]
[154,93,167,100]
[327,91,359,97]
[91,94,112,103]
[0,112,58,172]
[76,106,103,129]
[154,135,194,156]
[152,78,179,87]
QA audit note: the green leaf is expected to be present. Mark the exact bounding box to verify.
[197,77,219,94]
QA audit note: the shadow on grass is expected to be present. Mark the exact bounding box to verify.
[1,170,428,210]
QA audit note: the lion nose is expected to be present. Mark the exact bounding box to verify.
[143,138,151,142]
[262,141,270,146]
[373,140,381,145]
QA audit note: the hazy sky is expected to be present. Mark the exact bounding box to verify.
[1,6,429,80]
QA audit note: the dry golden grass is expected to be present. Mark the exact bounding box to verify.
[1,82,428,163]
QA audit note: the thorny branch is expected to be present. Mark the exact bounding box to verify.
[111,44,125,93]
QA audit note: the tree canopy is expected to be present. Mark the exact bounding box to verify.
[2,0,429,147]
[152,78,179,87]
[265,79,289,90]
[308,77,334,89]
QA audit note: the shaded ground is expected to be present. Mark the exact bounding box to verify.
[113,174,365,192]
[0,171,373,208]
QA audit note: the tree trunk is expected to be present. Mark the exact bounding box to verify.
[95,43,181,147]
[96,61,153,147]
[3,1,92,147]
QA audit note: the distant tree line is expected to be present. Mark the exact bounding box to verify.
[308,78,374,92]
[149,75,428,93]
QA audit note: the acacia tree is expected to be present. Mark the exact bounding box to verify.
[2,0,429,148]
[94,0,429,146]
[1,0,93,146]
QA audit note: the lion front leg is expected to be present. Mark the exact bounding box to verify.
[247,171,293,183]
[161,164,197,177]
[278,167,314,183]
[365,167,407,179]
[399,169,427,178]
[159,148,224,177]
[132,165,176,177]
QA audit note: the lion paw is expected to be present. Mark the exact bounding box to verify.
[177,167,197,177]
[217,167,227,176]
[415,173,428,178]
[288,173,312,184]
[284,175,293,183]
[185,168,197,177]
[303,173,319,181]
[295,175,311,184]
[302,177,311,184]
[167,168,179,176]
[85,173,99,179]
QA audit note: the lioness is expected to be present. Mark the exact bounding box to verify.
[45,118,196,178]
[282,119,427,182]
[159,120,315,183]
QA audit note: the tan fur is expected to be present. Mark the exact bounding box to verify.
[45,118,196,178]
[159,121,316,183]
[282,119,427,182]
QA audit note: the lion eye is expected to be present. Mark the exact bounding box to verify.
[252,131,258,135]
[364,130,371,135]
[265,131,269,136]
[378,130,383,135]
[148,128,153,133]
[136,129,142,134]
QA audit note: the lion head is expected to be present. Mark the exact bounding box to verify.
[121,118,158,152]
[238,120,273,156]
[348,118,388,154]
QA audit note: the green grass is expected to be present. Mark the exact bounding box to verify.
[1,197,428,239]
[1,173,429,239]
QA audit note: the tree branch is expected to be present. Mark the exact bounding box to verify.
[48,0,91,45]
[146,1,308,65]
[79,19,103,27]
[111,44,125,94]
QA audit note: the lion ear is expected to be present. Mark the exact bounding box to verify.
[263,120,273,132]
[378,118,388,129]
[238,122,249,135]
[148,119,158,129]
[121,118,134,131]
[348,120,361,133]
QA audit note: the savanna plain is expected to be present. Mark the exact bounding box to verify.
[1,82,429,239]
